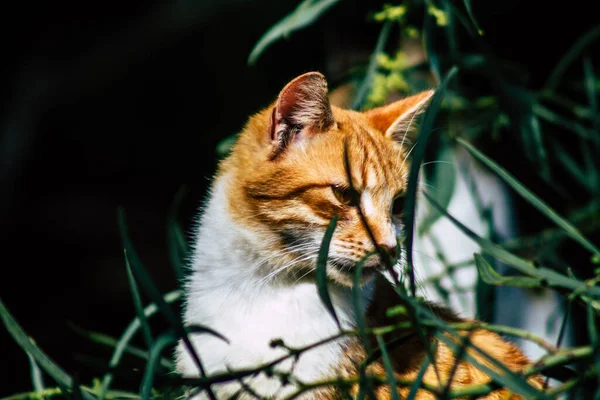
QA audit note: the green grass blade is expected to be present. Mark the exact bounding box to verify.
[351,21,393,110]
[544,24,600,90]
[495,84,549,179]
[0,299,95,400]
[457,137,600,255]
[404,66,459,297]
[100,290,181,398]
[248,0,341,65]
[315,214,342,330]
[141,331,177,400]
[27,353,46,393]
[462,0,483,35]
[375,335,400,400]
[125,251,153,350]
[0,298,72,387]
[406,354,431,400]
[67,323,173,369]
[352,254,373,355]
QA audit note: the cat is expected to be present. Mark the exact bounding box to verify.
[175,72,542,399]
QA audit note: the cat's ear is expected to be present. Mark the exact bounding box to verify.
[365,90,434,145]
[268,72,335,159]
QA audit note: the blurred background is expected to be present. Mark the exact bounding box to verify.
[1,0,599,396]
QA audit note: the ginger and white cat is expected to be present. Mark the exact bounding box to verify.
[176,72,541,399]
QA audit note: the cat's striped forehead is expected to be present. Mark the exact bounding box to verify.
[279,108,410,196]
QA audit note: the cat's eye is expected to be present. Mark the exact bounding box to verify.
[332,185,360,206]
[392,196,405,215]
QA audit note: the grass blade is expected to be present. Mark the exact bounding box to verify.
[248,0,341,65]
[375,335,400,400]
[315,214,342,330]
[0,299,95,400]
[404,66,459,297]
[100,290,181,398]
[0,298,72,387]
[27,353,46,394]
[125,250,153,350]
[141,332,176,400]
[406,355,431,400]
[544,24,600,90]
[352,254,374,355]
[67,323,173,369]
[457,137,600,255]
[462,0,483,35]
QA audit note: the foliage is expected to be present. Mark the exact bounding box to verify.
[3,0,600,399]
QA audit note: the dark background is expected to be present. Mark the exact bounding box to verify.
[1,0,598,395]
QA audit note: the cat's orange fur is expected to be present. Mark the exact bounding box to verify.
[180,72,543,399]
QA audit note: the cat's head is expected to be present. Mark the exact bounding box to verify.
[222,72,433,286]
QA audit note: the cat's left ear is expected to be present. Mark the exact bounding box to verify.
[365,90,435,145]
[268,72,335,159]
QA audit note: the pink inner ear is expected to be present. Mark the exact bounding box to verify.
[268,72,335,160]
[276,81,303,125]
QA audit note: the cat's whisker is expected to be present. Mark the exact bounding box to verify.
[257,251,319,286]
[400,140,419,171]
[399,99,427,149]
[248,243,318,272]
[420,160,453,167]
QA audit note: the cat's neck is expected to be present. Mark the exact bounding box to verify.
[178,174,373,397]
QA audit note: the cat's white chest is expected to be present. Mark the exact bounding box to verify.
[177,272,359,398]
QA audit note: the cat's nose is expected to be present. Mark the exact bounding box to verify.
[377,243,399,262]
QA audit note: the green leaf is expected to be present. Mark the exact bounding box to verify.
[351,21,393,111]
[375,335,400,400]
[423,192,600,298]
[457,138,600,255]
[404,66,459,297]
[315,214,342,330]
[248,0,341,65]
[474,254,541,288]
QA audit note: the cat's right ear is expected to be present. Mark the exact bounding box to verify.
[268,72,335,160]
